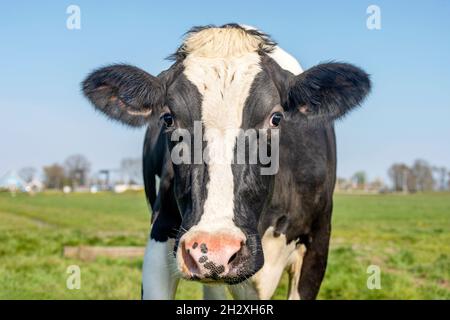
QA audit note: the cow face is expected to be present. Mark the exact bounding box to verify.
[82,24,370,284]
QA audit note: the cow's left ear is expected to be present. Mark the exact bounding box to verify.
[287,62,371,121]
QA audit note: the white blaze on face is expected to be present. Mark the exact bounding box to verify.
[182,28,262,234]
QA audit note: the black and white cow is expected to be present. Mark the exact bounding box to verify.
[82,24,370,300]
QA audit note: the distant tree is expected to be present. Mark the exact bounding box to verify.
[405,168,417,192]
[388,163,417,193]
[19,167,37,183]
[388,164,403,191]
[412,159,434,192]
[43,164,66,189]
[352,171,367,189]
[120,158,142,185]
[64,154,91,188]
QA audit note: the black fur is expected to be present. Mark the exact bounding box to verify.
[82,64,164,127]
[288,62,371,122]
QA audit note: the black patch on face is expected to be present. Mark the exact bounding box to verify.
[192,242,198,249]
[166,71,202,128]
[173,163,210,253]
[225,69,283,277]
[145,63,187,242]
[240,70,282,129]
[198,256,208,263]
[200,243,208,254]
[164,73,214,256]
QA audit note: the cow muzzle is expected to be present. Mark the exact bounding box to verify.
[176,230,251,283]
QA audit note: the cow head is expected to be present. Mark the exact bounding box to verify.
[82,24,370,284]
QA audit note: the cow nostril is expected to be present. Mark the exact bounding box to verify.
[228,252,238,265]
[181,241,200,275]
[227,241,245,265]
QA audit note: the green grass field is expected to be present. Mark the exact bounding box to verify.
[0,191,448,299]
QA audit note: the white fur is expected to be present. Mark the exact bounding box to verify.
[269,46,303,75]
[142,238,179,299]
[287,245,306,299]
[240,24,303,75]
[251,227,304,299]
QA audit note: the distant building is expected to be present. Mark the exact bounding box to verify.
[25,178,44,193]
[0,170,45,194]
[335,176,387,193]
[113,184,144,193]
[0,170,27,192]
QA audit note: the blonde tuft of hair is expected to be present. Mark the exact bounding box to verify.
[181,27,272,58]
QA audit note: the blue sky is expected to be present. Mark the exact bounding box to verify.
[1,1,449,182]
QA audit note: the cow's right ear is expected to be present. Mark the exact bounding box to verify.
[82,64,165,127]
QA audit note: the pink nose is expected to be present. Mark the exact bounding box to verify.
[179,232,244,279]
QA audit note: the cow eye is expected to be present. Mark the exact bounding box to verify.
[269,112,284,127]
[161,113,174,127]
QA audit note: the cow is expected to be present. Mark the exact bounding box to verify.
[82,24,371,300]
